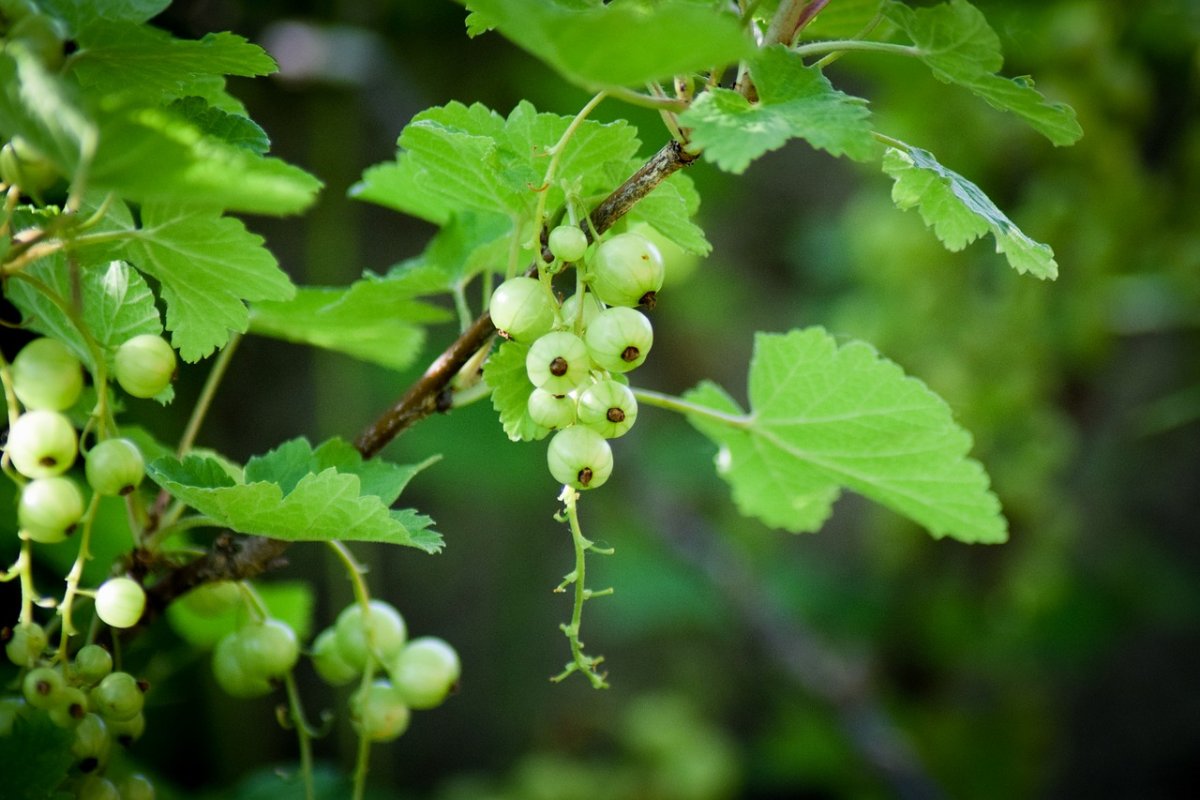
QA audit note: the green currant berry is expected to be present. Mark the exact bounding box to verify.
[77,775,121,800]
[71,713,112,772]
[107,709,146,745]
[527,388,577,430]
[390,636,461,710]
[335,600,407,671]
[547,426,613,490]
[0,696,27,737]
[11,337,83,411]
[5,621,48,667]
[560,291,604,331]
[48,685,89,728]
[237,619,299,679]
[350,679,411,742]
[585,307,653,373]
[113,334,176,399]
[526,331,591,394]
[212,632,273,698]
[119,774,156,800]
[18,476,84,544]
[180,580,243,616]
[90,671,144,722]
[488,277,556,342]
[548,225,588,262]
[94,577,146,629]
[23,664,65,709]
[589,232,664,308]
[311,627,359,686]
[577,380,638,439]
[73,644,114,684]
[6,408,78,478]
[85,438,145,496]
[0,137,59,195]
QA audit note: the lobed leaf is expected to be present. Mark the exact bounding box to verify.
[482,339,550,442]
[678,46,877,174]
[146,438,442,553]
[457,0,752,88]
[684,328,1007,543]
[881,142,1058,278]
[884,0,1082,146]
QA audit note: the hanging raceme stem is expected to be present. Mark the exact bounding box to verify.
[281,672,317,800]
[550,486,613,689]
[633,387,754,428]
[56,493,104,660]
[177,333,242,457]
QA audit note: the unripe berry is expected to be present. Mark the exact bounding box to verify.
[71,713,112,771]
[120,774,156,800]
[76,775,120,800]
[212,632,273,698]
[5,622,48,667]
[589,232,664,308]
[113,334,176,399]
[11,337,83,411]
[350,679,411,742]
[48,685,89,728]
[585,307,653,373]
[526,331,591,394]
[547,426,613,490]
[488,277,556,342]
[23,665,65,709]
[560,291,603,331]
[237,619,300,679]
[94,577,146,629]
[548,225,588,262]
[85,438,145,496]
[310,627,359,686]
[577,380,638,438]
[527,388,577,430]
[390,636,461,710]
[6,409,78,478]
[335,600,407,671]
[107,710,146,745]
[90,671,144,722]
[18,476,85,543]
[180,580,243,616]
[73,644,114,684]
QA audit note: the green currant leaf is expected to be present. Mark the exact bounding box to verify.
[684,328,1007,543]
[112,202,295,361]
[168,96,270,154]
[456,0,752,88]
[350,156,458,224]
[166,580,315,649]
[37,0,171,34]
[883,0,1082,146]
[70,22,277,104]
[623,169,711,256]
[146,437,442,553]
[482,339,551,442]
[678,46,877,174]
[881,142,1057,279]
[250,261,452,371]
[800,0,884,39]
[0,713,75,800]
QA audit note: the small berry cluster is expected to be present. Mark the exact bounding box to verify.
[308,600,461,742]
[1,628,155,798]
[490,228,664,491]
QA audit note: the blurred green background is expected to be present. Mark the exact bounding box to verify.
[38,1,1200,797]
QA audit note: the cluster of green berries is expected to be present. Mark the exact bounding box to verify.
[489,228,664,491]
[4,335,173,547]
[310,600,461,742]
[1,628,155,798]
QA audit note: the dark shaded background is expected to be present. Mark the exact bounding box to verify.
[83,2,1200,798]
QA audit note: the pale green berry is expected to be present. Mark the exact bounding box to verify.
[48,685,89,728]
[351,679,411,742]
[18,476,85,543]
[585,307,653,373]
[76,775,120,800]
[23,665,65,709]
[390,636,461,710]
[526,331,591,394]
[335,600,407,671]
[559,291,604,331]
[5,622,48,667]
[548,225,588,262]
[489,277,556,342]
[120,774,156,800]
[6,408,78,478]
[73,644,114,684]
[180,580,243,616]
[547,426,613,490]
[107,710,146,745]
[311,627,359,686]
[85,438,145,496]
[90,671,144,722]
[527,388,577,430]
[589,232,664,308]
[577,380,638,438]
[11,337,83,411]
[236,619,300,679]
[212,631,273,698]
[113,334,176,399]
[71,713,112,771]
[94,577,146,629]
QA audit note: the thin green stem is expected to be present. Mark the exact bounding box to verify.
[550,487,610,689]
[632,387,753,428]
[327,539,376,800]
[282,672,316,800]
[177,333,242,457]
[57,493,103,660]
[791,39,920,60]
[452,280,473,334]
[16,539,35,625]
[599,85,689,112]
